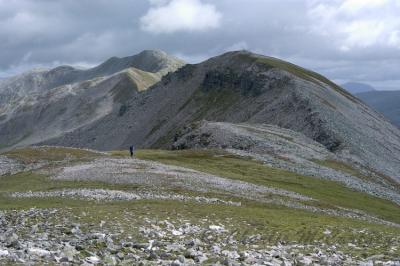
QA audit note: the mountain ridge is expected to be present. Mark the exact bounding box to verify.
[1,50,400,184]
[0,50,185,151]
[33,50,400,183]
[0,49,185,103]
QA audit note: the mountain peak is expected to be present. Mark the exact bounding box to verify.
[92,50,185,77]
[136,49,169,58]
[130,49,185,74]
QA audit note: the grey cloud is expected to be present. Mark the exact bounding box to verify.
[0,0,399,90]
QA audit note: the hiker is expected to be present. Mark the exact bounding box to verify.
[129,145,134,157]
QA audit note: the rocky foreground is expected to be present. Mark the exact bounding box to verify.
[1,208,398,266]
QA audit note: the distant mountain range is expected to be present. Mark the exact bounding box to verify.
[356,90,400,127]
[1,50,400,183]
[341,82,399,127]
[341,82,375,94]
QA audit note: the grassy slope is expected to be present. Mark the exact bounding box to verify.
[3,146,103,163]
[132,149,400,224]
[0,147,399,258]
[313,159,364,178]
[313,159,400,190]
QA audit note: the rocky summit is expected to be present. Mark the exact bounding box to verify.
[0,50,400,265]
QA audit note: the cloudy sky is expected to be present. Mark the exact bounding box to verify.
[0,0,399,90]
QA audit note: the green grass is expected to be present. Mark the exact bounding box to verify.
[313,159,366,178]
[4,147,399,226]
[78,200,400,245]
[133,149,400,224]
[1,147,400,257]
[2,146,103,163]
[0,175,398,252]
[0,170,239,205]
[314,159,400,189]
[0,172,143,194]
[1,194,399,257]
